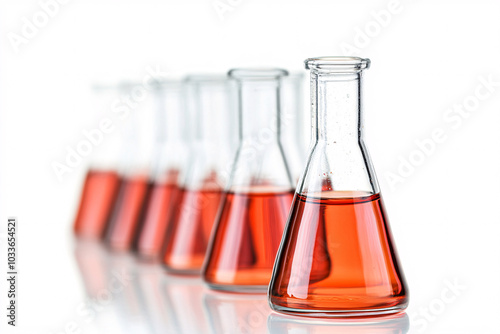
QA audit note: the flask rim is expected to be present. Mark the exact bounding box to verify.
[228,68,289,80]
[305,57,370,73]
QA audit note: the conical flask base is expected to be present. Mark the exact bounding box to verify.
[269,192,408,317]
[203,190,294,292]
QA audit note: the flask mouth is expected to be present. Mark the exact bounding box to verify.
[228,68,289,80]
[305,57,370,73]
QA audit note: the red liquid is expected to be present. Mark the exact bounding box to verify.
[137,170,180,260]
[269,192,408,317]
[105,175,153,251]
[162,188,223,274]
[203,190,294,291]
[73,170,121,239]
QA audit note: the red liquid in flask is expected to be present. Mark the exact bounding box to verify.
[137,170,180,260]
[105,175,153,251]
[73,170,121,239]
[203,189,294,291]
[162,188,223,274]
[269,192,408,317]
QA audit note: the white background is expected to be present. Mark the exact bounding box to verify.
[1,0,500,333]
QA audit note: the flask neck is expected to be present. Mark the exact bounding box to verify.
[228,68,293,190]
[312,71,363,144]
[192,80,233,145]
[238,80,281,143]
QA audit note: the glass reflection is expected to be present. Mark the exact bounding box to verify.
[203,290,271,334]
[267,312,410,334]
[162,275,209,333]
[73,238,409,334]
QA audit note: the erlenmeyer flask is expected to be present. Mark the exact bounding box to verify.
[105,82,155,251]
[269,57,408,317]
[73,84,122,240]
[136,80,187,260]
[162,76,236,274]
[202,69,295,292]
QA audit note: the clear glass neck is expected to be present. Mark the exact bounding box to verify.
[312,71,363,144]
[189,77,235,146]
[227,68,294,191]
[182,75,237,190]
[229,69,288,144]
[298,57,379,197]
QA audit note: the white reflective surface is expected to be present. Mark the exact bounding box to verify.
[70,240,410,334]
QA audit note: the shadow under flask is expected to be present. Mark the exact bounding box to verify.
[203,69,295,292]
[268,57,409,317]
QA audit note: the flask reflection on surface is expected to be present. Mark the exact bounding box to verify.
[162,276,208,333]
[267,312,410,334]
[203,290,270,334]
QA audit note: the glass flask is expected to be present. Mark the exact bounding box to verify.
[73,84,122,240]
[268,57,409,317]
[202,69,295,292]
[105,82,155,251]
[136,80,187,260]
[281,73,308,184]
[161,75,236,274]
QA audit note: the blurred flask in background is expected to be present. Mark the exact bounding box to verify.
[162,75,237,274]
[73,84,123,240]
[105,82,156,252]
[202,68,295,292]
[136,80,188,261]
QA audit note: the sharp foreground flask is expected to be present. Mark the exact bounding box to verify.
[269,57,409,317]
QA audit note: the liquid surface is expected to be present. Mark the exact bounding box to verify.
[162,188,223,274]
[203,190,294,290]
[269,192,408,316]
[73,170,121,239]
[137,170,180,260]
[105,175,153,251]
